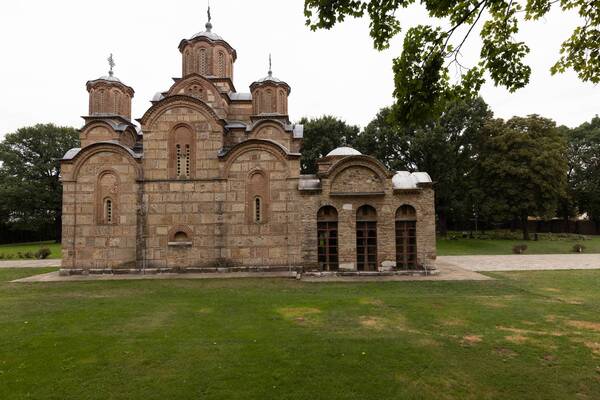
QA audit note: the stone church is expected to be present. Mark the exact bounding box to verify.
[59,16,436,275]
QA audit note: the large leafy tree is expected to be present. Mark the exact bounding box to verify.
[304,0,600,125]
[355,97,492,234]
[0,124,79,241]
[566,116,600,225]
[299,115,360,173]
[472,115,567,239]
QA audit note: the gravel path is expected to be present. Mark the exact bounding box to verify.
[438,254,600,272]
[0,259,61,268]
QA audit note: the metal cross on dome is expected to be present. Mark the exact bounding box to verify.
[107,53,115,77]
[268,54,272,76]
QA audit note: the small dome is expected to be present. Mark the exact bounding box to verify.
[392,171,432,189]
[97,74,122,83]
[326,147,362,157]
[254,73,285,84]
[190,30,224,41]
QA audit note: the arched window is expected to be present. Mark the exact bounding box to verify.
[254,196,262,223]
[356,205,377,271]
[98,89,105,113]
[183,49,191,76]
[278,90,285,114]
[169,126,194,179]
[113,90,121,115]
[97,172,118,225]
[396,205,418,269]
[247,171,268,224]
[255,90,262,114]
[317,206,338,271]
[217,51,225,77]
[264,89,273,113]
[199,48,207,75]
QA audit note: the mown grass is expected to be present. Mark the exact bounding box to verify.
[437,235,600,255]
[0,241,61,259]
[1,268,600,399]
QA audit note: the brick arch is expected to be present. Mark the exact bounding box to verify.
[70,143,142,181]
[96,169,121,225]
[396,204,419,221]
[168,123,196,179]
[168,225,193,243]
[330,164,386,194]
[327,155,393,181]
[246,168,270,224]
[221,139,294,178]
[138,95,224,128]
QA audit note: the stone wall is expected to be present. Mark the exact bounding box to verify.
[61,146,140,270]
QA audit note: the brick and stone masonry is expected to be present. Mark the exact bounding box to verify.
[59,18,436,275]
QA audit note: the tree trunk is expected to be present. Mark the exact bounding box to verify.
[521,215,530,241]
[438,212,448,237]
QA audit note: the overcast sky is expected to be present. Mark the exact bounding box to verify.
[0,0,598,139]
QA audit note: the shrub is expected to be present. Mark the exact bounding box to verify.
[0,253,4,260]
[23,251,34,259]
[5,253,15,259]
[512,244,528,254]
[35,247,52,259]
[17,252,24,259]
[572,243,585,253]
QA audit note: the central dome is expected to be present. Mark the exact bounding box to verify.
[326,147,362,157]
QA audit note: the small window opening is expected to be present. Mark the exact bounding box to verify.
[105,199,113,224]
[254,196,262,223]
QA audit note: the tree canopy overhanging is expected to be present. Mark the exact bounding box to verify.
[304,0,600,125]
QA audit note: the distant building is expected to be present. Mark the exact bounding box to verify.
[59,15,436,275]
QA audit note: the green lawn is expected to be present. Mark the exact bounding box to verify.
[1,269,600,399]
[438,235,600,255]
[0,241,61,259]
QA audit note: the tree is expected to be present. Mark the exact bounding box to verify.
[0,124,79,241]
[299,115,360,173]
[304,0,600,125]
[472,115,567,240]
[566,116,600,226]
[355,97,492,235]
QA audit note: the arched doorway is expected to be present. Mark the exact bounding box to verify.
[396,205,417,269]
[317,206,339,271]
[356,205,377,271]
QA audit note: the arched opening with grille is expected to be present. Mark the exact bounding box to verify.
[396,205,418,269]
[317,206,338,271]
[356,205,377,271]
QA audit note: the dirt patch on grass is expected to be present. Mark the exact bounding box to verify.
[543,288,561,293]
[583,342,600,356]
[357,314,411,333]
[359,298,385,306]
[359,316,387,330]
[567,320,600,332]
[277,307,321,325]
[505,334,528,344]
[461,335,483,346]
[197,307,212,314]
[497,326,563,337]
[494,347,518,358]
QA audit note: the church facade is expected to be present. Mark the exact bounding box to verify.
[59,18,436,275]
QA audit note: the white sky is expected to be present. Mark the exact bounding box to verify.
[0,0,598,139]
